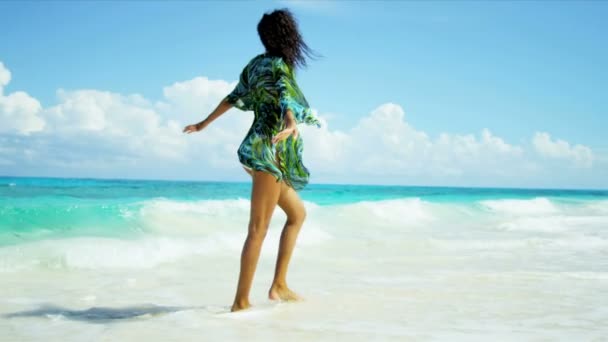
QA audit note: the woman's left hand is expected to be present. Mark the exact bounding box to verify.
[183,121,206,134]
[272,125,298,144]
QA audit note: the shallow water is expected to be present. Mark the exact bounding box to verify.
[1,177,607,340]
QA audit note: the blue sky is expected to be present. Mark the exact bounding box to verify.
[1,1,607,188]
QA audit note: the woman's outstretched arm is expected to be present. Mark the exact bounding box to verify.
[183,98,233,134]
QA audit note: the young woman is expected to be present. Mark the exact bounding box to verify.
[183,8,321,312]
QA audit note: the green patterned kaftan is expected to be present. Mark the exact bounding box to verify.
[225,52,321,191]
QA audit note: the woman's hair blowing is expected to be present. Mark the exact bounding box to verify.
[257,8,318,69]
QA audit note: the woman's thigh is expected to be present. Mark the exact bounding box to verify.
[249,170,282,229]
[277,181,306,223]
[244,165,304,222]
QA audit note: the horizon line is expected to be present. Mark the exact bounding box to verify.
[1,175,607,192]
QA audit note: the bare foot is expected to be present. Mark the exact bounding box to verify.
[268,284,302,301]
[231,300,251,312]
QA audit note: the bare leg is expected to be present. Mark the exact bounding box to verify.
[231,170,282,312]
[269,181,306,301]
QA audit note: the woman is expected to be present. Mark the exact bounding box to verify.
[183,8,321,312]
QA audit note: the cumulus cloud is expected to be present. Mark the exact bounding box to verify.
[533,132,594,168]
[0,62,10,91]
[0,62,45,135]
[300,103,527,184]
[0,60,603,187]
[299,105,601,187]
[161,77,235,121]
[41,89,188,160]
[0,61,255,180]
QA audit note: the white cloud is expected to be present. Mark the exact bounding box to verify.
[40,89,187,161]
[533,132,594,168]
[302,103,525,183]
[46,89,160,134]
[0,61,11,92]
[0,62,45,135]
[0,60,603,187]
[162,77,235,121]
[0,62,253,180]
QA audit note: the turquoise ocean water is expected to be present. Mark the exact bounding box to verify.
[1,176,606,245]
[0,177,608,245]
[2,176,608,340]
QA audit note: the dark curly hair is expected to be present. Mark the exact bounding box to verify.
[257,8,318,69]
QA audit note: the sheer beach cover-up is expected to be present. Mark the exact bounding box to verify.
[225,53,321,191]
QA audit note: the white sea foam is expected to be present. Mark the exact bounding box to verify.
[2,197,608,340]
[139,198,252,235]
[0,230,334,271]
[429,235,608,252]
[496,215,608,233]
[136,197,435,242]
[0,198,337,271]
[479,197,559,215]
[585,200,608,214]
[0,237,222,271]
[3,197,607,272]
[337,198,434,224]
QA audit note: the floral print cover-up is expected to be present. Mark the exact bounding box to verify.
[225,53,321,191]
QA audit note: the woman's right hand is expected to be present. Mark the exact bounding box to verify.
[183,121,205,134]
